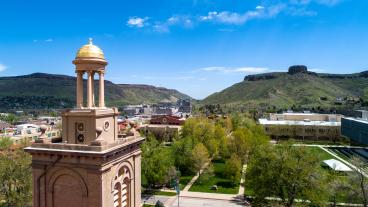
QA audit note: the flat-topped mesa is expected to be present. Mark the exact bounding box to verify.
[287,65,308,75]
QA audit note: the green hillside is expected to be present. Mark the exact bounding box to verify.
[0,73,192,110]
[201,67,368,111]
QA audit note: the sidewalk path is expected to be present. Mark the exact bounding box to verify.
[238,164,247,195]
[182,162,209,192]
[171,162,249,206]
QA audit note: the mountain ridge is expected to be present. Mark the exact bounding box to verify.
[202,66,368,111]
[0,72,193,110]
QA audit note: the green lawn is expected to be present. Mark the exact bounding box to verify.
[189,161,240,194]
[278,139,351,146]
[153,191,177,196]
[179,174,194,190]
[303,146,335,161]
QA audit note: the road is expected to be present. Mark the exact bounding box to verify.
[170,197,248,207]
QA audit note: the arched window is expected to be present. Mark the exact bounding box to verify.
[113,166,131,207]
[113,183,122,207]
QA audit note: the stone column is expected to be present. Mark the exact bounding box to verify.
[91,72,95,107]
[76,71,84,108]
[98,71,105,108]
[87,71,93,108]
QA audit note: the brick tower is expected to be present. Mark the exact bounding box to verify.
[25,39,144,207]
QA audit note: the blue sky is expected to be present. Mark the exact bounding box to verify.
[0,0,367,99]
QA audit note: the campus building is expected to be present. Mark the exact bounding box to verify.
[140,115,184,142]
[341,110,368,145]
[259,112,342,140]
[25,39,144,207]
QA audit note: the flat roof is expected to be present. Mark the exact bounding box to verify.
[343,117,368,124]
[259,119,341,126]
[323,159,352,172]
[276,113,339,116]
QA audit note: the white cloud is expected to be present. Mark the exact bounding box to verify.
[153,15,193,33]
[33,39,54,43]
[309,68,325,73]
[316,0,342,6]
[268,4,287,17]
[127,16,149,28]
[199,4,289,25]
[0,63,7,72]
[200,10,264,24]
[201,66,269,74]
[153,23,170,33]
[128,0,342,32]
[289,0,342,6]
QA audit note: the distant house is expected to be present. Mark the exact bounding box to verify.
[177,99,192,113]
[140,115,185,141]
[150,115,184,125]
[0,121,11,133]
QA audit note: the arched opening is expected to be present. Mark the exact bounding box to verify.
[52,174,84,207]
[113,183,122,207]
[112,166,131,207]
[122,177,130,207]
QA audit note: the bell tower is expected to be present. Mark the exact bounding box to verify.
[25,39,144,207]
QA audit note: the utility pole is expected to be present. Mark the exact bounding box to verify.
[176,169,180,207]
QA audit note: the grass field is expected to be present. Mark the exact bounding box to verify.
[179,174,194,190]
[189,160,240,194]
[278,139,351,146]
[153,191,177,196]
[304,146,335,161]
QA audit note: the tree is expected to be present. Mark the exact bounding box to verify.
[172,137,195,175]
[246,143,326,207]
[227,128,250,163]
[349,156,368,207]
[0,139,32,206]
[363,88,368,101]
[326,171,352,207]
[0,114,18,125]
[141,136,174,188]
[224,154,242,185]
[0,137,13,150]
[191,143,210,177]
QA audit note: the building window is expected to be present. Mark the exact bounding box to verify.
[113,183,122,207]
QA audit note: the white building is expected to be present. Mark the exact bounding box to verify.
[259,112,342,140]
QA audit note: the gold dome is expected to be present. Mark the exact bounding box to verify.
[76,38,105,59]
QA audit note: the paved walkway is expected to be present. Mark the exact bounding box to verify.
[164,163,249,207]
[182,162,209,192]
[238,164,247,195]
[141,194,171,206]
[170,196,248,207]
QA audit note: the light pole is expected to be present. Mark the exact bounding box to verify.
[176,169,180,207]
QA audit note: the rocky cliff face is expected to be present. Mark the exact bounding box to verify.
[244,65,319,82]
[287,65,308,74]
